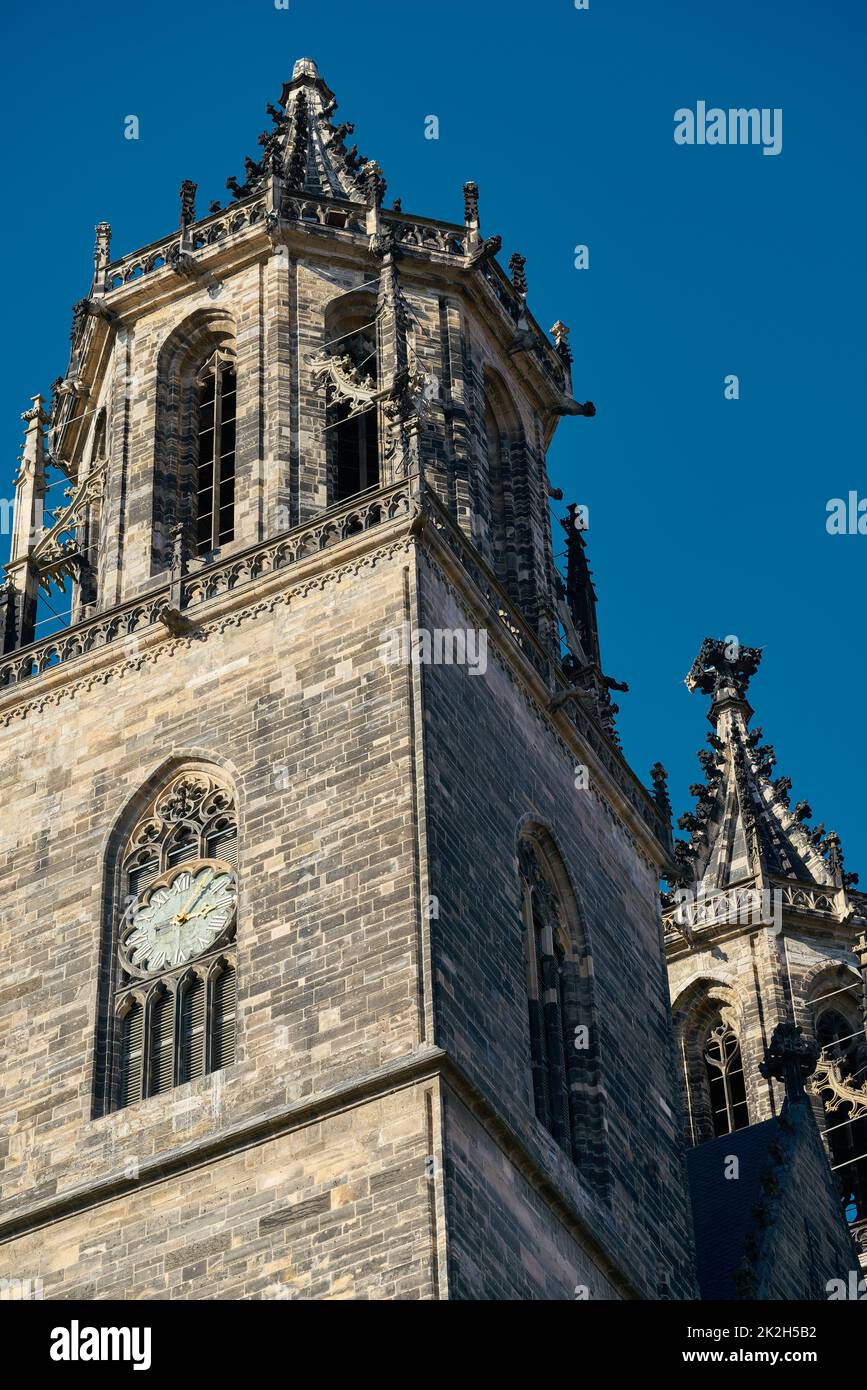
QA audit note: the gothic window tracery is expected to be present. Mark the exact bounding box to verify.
[812,1006,867,1229]
[481,371,537,622]
[673,986,751,1146]
[518,834,605,1187]
[108,770,238,1111]
[703,1020,749,1137]
[320,291,380,503]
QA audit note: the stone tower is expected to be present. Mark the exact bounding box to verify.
[0,58,696,1299]
[665,638,867,1272]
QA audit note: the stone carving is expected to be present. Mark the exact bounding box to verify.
[650,763,672,820]
[156,775,210,823]
[809,1053,867,1122]
[685,637,763,699]
[179,180,197,229]
[759,1020,819,1102]
[508,252,527,298]
[310,351,379,418]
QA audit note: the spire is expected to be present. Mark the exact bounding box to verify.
[675,638,855,895]
[551,507,629,748]
[225,57,384,206]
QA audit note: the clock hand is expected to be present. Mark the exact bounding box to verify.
[174,870,215,924]
[186,903,218,921]
[178,872,210,917]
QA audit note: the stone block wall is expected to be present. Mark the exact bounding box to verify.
[416,547,698,1300]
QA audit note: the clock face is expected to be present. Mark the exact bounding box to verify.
[122,860,237,976]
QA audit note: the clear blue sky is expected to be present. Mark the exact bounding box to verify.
[1,0,864,872]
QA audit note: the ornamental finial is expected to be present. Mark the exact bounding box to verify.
[685,636,763,702]
[292,57,320,81]
[508,252,527,299]
[759,1020,818,1104]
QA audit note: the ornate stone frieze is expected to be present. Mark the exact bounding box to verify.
[809,1054,867,1122]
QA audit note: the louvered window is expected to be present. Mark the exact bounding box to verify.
[181,976,207,1083]
[128,856,160,900]
[119,1002,144,1108]
[213,965,236,1070]
[166,830,198,866]
[150,991,175,1096]
[206,821,238,866]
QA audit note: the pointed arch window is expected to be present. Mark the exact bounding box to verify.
[320,291,380,503]
[108,770,239,1112]
[195,349,236,555]
[814,1007,867,1227]
[518,835,606,1189]
[152,312,238,574]
[704,1021,749,1137]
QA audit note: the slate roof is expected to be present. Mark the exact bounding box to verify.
[687,1120,778,1300]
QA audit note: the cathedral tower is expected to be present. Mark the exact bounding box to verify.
[0,58,695,1299]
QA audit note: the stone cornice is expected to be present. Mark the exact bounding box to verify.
[0,480,671,872]
[0,481,417,718]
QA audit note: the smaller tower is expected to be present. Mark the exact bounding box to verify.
[665,638,867,1266]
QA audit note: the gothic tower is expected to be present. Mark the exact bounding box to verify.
[0,58,696,1299]
[665,638,867,1275]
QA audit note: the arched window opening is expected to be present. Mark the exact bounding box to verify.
[127,851,160,900]
[165,824,199,867]
[107,769,239,1111]
[704,1021,749,1137]
[195,350,236,555]
[205,816,238,865]
[152,311,237,574]
[72,405,108,620]
[485,398,508,579]
[91,407,107,466]
[673,984,749,1148]
[814,1007,867,1229]
[518,833,606,1188]
[322,291,380,503]
[481,372,529,613]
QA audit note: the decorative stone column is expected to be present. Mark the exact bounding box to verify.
[463,181,480,252]
[4,395,49,650]
[93,222,112,295]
